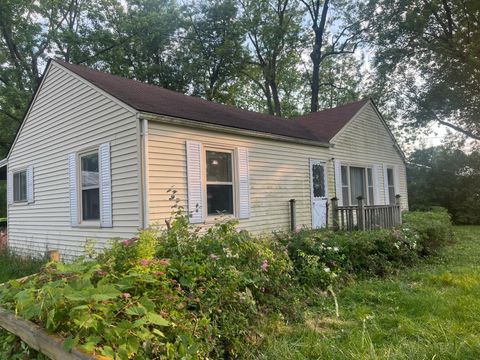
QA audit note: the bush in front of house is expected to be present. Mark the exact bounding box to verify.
[278,208,454,283]
[0,209,453,359]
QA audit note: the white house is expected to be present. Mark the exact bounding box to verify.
[0,60,408,259]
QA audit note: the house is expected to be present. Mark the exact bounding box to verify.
[0,59,408,259]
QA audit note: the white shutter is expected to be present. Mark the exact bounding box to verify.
[237,147,250,219]
[372,164,381,205]
[68,153,79,226]
[383,163,390,205]
[27,165,34,204]
[99,143,113,228]
[334,160,343,205]
[7,171,13,205]
[394,165,401,197]
[186,141,203,224]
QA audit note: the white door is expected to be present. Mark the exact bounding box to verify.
[310,160,328,229]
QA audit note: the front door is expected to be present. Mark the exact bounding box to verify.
[310,160,328,229]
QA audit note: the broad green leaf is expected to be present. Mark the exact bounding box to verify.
[145,312,170,327]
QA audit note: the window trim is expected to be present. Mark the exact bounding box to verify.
[202,145,237,220]
[77,148,101,227]
[12,169,28,204]
[341,164,374,206]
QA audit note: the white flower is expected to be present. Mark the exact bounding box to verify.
[333,246,339,252]
[324,267,331,273]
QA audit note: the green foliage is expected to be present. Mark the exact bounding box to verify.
[246,226,480,360]
[0,248,45,284]
[0,210,452,358]
[408,146,480,225]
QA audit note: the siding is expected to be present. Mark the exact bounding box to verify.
[7,63,141,260]
[147,119,330,233]
[147,103,408,233]
[330,102,408,210]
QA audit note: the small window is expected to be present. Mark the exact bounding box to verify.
[206,150,234,215]
[13,170,27,202]
[387,168,395,204]
[80,151,100,221]
[349,167,366,203]
[341,165,374,205]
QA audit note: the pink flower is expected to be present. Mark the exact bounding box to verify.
[260,259,269,271]
[121,293,131,299]
[154,271,165,277]
[140,259,150,266]
[210,254,220,261]
[159,258,170,266]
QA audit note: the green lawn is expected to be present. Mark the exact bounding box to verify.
[247,226,480,360]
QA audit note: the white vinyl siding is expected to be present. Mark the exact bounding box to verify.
[7,63,140,260]
[331,103,408,210]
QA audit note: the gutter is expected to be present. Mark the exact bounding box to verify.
[139,112,332,148]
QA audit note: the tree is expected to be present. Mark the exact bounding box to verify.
[367,0,480,142]
[239,0,304,116]
[301,0,364,112]
[408,146,480,224]
[183,0,247,103]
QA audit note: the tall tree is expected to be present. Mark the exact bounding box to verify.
[184,0,247,103]
[301,0,364,112]
[239,0,304,116]
[367,0,480,142]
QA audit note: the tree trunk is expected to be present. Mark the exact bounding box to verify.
[270,80,282,116]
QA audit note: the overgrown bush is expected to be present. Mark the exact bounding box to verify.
[402,208,454,255]
[0,209,453,359]
[0,212,297,359]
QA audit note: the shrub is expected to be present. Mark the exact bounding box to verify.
[402,207,454,256]
[0,213,297,359]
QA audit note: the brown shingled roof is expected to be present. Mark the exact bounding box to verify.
[294,99,370,141]
[54,59,367,144]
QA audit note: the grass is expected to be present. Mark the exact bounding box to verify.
[246,226,480,360]
[0,248,45,284]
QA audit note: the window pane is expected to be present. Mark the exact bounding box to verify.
[387,168,394,186]
[341,166,348,186]
[207,184,233,215]
[389,186,396,204]
[82,188,100,220]
[13,171,27,202]
[350,167,366,203]
[368,187,374,205]
[206,151,232,182]
[312,164,325,198]
[81,153,99,187]
[367,168,373,186]
[342,187,350,205]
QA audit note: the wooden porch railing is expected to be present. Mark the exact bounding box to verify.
[331,195,402,231]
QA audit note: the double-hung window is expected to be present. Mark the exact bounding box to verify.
[80,151,100,221]
[13,170,27,203]
[205,149,234,216]
[386,167,395,204]
[341,165,374,205]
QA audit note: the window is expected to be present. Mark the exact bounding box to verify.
[387,168,395,204]
[80,151,100,221]
[341,165,374,205]
[13,170,27,202]
[205,150,234,215]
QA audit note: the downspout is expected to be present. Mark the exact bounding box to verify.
[140,118,150,228]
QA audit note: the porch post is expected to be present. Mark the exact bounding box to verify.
[357,196,365,231]
[331,197,339,231]
[395,194,402,225]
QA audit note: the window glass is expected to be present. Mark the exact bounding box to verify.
[312,163,325,198]
[341,166,349,186]
[206,151,232,182]
[207,185,233,215]
[81,152,100,221]
[387,168,395,204]
[349,167,366,204]
[367,168,374,205]
[13,171,27,202]
[206,150,234,215]
[341,166,349,205]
